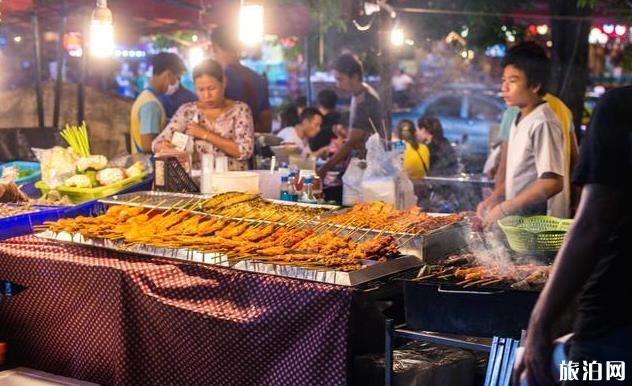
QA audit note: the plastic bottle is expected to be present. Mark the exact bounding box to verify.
[287,172,299,202]
[279,175,291,201]
[392,140,406,166]
[299,175,318,204]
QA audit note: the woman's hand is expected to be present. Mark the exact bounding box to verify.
[154,141,176,153]
[185,123,209,141]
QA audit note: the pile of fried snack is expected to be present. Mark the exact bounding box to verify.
[43,204,399,271]
[323,202,464,234]
[41,193,465,272]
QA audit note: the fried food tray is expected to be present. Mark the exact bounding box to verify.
[100,191,341,211]
[317,216,470,260]
[35,230,422,287]
[100,191,467,260]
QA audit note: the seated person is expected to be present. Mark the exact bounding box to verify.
[397,119,430,180]
[416,116,458,176]
[309,89,340,152]
[152,59,254,171]
[276,108,324,156]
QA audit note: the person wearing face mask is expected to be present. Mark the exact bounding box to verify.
[130,52,186,154]
[160,79,198,120]
[152,59,255,171]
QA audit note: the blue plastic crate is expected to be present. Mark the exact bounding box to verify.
[0,205,66,240]
[0,161,41,185]
[0,176,153,240]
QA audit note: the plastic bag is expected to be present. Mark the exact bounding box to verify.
[342,158,366,206]
[109,153,154,175]
[364,134,401,178]
[361,134,417,209]
[32,146,78,189]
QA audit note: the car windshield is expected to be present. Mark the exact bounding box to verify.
[425,96,462,118]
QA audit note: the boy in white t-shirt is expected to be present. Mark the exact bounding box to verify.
[482,42,569,227]
[277,107,323,154]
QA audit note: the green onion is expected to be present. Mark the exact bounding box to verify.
[60,121,91,157]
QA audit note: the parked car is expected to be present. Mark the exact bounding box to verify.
[391,90,505,172]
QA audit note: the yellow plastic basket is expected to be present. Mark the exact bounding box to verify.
[497,215,573,254]
[36,173,147,204]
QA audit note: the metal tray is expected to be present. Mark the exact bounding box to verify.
[35,230,422,287]
[99,191,467,260]
[319,221,470,261]
[100,191,341,211]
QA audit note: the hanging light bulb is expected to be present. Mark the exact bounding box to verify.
[391,25,404,46]
[90,0,114,58]
[189,47,204,68]
[239,0,264,47]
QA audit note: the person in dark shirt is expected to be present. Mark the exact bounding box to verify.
[211,25,272,133]
[309,89,340,152]
[416,116,458,176]
[160,83,198,119]
[295,95,307,116]
[514,86,632,386]
[317,53,382,179]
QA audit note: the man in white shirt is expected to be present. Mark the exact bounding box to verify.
[392,69,413,108]
[482,42,568,227]
[277,108,323,153]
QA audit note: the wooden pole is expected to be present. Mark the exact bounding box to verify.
[53,1,67,129]
[78,16,89,124]
[377,10,393,138]
[32,12,45,128]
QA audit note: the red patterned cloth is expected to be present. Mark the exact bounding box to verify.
[0,236,352,385]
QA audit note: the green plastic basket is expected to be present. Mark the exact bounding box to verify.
[497,215,573,254]
[35,173,147,204]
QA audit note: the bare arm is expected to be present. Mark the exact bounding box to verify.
[202,131,241,158]
[317,128,367,178]
[256,109,273,133]
[569,130,581,215]
[501,173,562,214]
[483,173,563,227]
[514,185,625,385]
[140,134,157,153]
[477,142,507,217]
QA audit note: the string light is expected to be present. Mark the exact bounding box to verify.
[239,0,264,47]
[391,25,404,46]
[90,0,114,57]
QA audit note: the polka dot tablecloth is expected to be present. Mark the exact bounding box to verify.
[0,236,353,385]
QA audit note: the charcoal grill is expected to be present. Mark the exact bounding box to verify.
[403,280,539,338]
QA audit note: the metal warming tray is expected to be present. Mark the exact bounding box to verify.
[36,230,422,287]
[319,219,469,261]
[100,191,341,211]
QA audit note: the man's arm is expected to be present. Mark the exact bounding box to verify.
[317,128,366,178]
[138,101,163,153]
[501,173,562,214]
[483,173,562,227]
[256,109,273,133]
[477,142,507,217]
[140,134,157,153]
[514,184,625,385]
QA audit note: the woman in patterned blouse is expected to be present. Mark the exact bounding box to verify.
[152,59,255,170]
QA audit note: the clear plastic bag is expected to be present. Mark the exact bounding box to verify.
[32,146,78,189]
[361,134,417,209]
[342,158,366,206]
